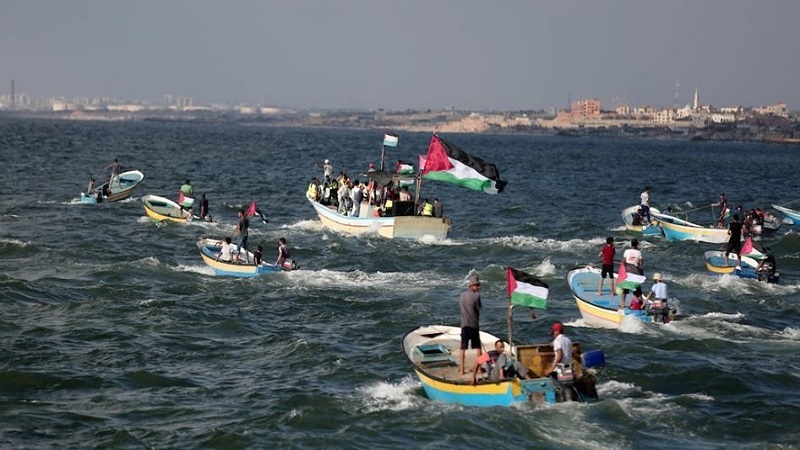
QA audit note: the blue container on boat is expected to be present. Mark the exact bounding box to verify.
[583,349,606,368]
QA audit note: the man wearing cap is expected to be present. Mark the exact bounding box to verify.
[646,272,670,323]
[459,275,482,375]
[547,321,572,376]
[317,159,334,179]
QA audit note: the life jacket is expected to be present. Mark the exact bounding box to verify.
[307,183,317,198]
[385,199,394,209]
[422,202,434,216]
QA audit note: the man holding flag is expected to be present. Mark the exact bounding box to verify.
[618,239,645,309]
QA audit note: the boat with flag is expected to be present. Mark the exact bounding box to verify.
[81,170,145,204]
[196,237,295,277]
[703,237,779,283]
[306,133,506,240]
[567,265,678,329]
[621,205,662,236]
[402,268,604,407]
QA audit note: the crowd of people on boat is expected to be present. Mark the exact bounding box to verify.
[307,159,444,219]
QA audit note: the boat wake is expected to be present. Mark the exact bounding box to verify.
[173,263,215,276]
[355,375,425,413]
[284,269,456,291]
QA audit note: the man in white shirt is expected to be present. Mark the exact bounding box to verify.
[216,237,234,263]
[620,238,643,308]
[548,321,572,375]
[640,186,651,224]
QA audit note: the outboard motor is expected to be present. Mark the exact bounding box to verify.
[281,259,299,271]
[554,363,575,402]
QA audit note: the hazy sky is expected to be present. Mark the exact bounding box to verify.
[2,0,799,110]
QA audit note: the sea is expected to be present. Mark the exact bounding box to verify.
[1,117,799,450]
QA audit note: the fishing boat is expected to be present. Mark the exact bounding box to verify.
[402,325,604,407]
[621,205,662,236]
[651,211,729,244]
[141,194,194,222]
[703,250,779,283]
[196,237,296,277]
[306,133,505,240]
[771,204,800,225]
[566,265,679,329]
[80,170,145,203]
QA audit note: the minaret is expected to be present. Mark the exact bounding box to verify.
[693,88,699,110]
[674,81,680,109]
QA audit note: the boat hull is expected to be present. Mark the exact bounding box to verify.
[653,212,728,244]
[196,238,285,277]
[142,195,194,222]
[567,265,658,329]
[308,195,451,240]
[82,170,145,203]
[704,250,778,283]
[621,205,662,236]
[772,204,800,224]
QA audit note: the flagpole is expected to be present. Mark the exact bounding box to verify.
[380,142,386,172]
[507,304,514,350]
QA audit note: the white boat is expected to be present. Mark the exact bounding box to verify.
[81,170,145,203]
[141,195,194,222]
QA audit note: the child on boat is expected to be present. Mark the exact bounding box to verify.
[630,287,644,310]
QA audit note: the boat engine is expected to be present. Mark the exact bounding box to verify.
[281,259,299,271]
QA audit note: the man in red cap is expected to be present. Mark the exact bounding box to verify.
[547,321,572,376]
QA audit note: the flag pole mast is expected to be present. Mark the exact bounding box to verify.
[506,267,514,349]
[380,141,386,172]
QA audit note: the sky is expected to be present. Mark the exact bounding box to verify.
[2,0,799,111]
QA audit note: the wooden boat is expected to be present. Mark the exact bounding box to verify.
[196,238,296,277]
[771,204,800,225]
[307,193,451,239]
[703,250,779,283]
[621,205,662,236]
[566,265,679,329]
[651,212,728,244]
[402,325,603,407]
[80,170,145,203]
[141,194,194,222]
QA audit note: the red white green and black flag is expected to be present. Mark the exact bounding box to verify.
[616,261,646,290]
[506,267,549,309]
[421,134,507,194]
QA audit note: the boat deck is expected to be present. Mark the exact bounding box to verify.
[571,271,621,309]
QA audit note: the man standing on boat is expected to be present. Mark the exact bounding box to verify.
[640,186,652,224]
[724,213,743,268]
[619,238,643,309]
[712,192,729,228]
[104,158,121,187]
[547,322,572,376]
[459,275,482,375]
[234,208,250,264]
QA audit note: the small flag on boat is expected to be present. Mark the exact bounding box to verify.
[506,267,549,309]
[421,134,507,194]
[616,261,646,290]
[741,236,765,260]
[397,161,414,174]
[383,133,399,147]
[245,201,269,225]
[178,191,186,205]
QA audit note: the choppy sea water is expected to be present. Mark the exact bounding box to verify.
[1,118,799,449]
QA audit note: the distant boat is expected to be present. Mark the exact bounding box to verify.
[141,194,194,222]
[652,212,729,244]
[196,237,296,277]
[704,250,779,284]
[621,205,662,236]
[566,265,679,329]
[81,170,145,203]
[771,204,800,225]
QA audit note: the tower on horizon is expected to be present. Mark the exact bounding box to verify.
[674,81,680,109]
[693,88,700,110]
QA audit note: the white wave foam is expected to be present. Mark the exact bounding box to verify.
[482,235,605,254]
[780,327,800,340]
[0,238,31,247]
[173,263,215,276]
[279,219,324,232]
[285,269,457,291]
[356,375,425,412]
[133,256,161,267]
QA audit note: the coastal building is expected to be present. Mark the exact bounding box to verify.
[754,102,788,118]
[571,99,601,119]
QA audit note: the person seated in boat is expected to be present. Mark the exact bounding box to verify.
[630,287,644,310]
[547,322,572,378]
[216,237,234,263]
[631,208,643,226]
[471,340,531,385]
[756,247,777,282]
[276,237,291,269]
[645,273,670,322]
[87,177,95,194]
[398,185,412,202]
[420,198,434,217]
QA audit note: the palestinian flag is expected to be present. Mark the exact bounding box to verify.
[506,267,548,309]
[383,133,399,147]
[741,236,765,260]
[616,261,646,290]
[397,161,414,174]
[421,134,507,194]
[245,201,269,225]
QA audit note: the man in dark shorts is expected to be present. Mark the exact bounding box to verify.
[235,208,250,264]
[597,236,616,296]
[724,213,743,268]
[459,275,482,375]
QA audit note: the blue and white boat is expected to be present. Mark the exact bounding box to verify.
[621,205,662,236]
[704,250,779,283]
[81,170,145,203]
[651,212,729,244]
[196,237,297,277]
[771,204,800,225]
